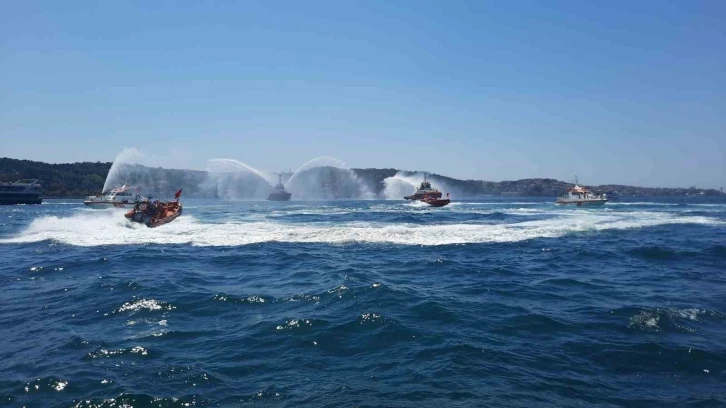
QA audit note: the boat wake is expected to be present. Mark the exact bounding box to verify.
[1,209,720,247]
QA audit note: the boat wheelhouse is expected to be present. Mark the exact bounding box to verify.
[556,178,607,206]
[267,174,292,201]
[404,173,443,200]
[84,185,140,208]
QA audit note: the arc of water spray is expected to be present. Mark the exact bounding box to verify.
[284,156,347,188]
[207,158,277,187]
[103,147,144,193]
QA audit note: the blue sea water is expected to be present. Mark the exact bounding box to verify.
[1,197,725,407]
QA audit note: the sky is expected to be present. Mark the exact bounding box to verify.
[1,1,724,188]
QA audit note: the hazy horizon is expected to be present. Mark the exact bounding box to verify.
[1,2,724,188]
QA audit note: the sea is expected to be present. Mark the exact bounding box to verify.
[1,197,725,408]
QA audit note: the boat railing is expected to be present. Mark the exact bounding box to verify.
[12,179,40,185]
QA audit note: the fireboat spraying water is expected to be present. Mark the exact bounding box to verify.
[404,173,443,200]
[84,185,140,208]
[267,174,292,201]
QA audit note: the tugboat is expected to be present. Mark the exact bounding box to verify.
[556,177,607,206]
[267,174,292,201]
[125,189,183,228]
[421,193,450,207]
[84,185,140,208]
[0,179,43,205]
[404,173,442,200]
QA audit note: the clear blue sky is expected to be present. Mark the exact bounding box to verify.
[1,1,724,188]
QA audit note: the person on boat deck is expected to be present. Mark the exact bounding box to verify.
[146,200,157,216]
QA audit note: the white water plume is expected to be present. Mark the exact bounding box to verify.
[285,156,347,189]
[381,171,456,200]
[284,156,374,200]
[102,148,145,193]
[207,159,276,186]
[205,159,277,200]
[101,148,189,199]
[382,175,417,200]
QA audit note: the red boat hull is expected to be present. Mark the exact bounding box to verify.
[125,203,183,228]
[404,191,442,200]
[422,198,450,207]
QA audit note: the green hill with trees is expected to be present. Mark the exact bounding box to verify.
[1,157,722,198]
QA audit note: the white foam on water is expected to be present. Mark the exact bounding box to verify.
[1,208,721,247]
[117,299,174,313]
[606,202,680,206]
[449,202,541,206]
[403,201,430,208]
[53,380,68,391]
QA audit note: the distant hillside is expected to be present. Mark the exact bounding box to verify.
[0,158,208,198]
[0,158,111,197]
[352,169,723,197]
[1,157,722,198]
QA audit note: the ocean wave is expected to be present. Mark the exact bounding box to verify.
[448,202,541,206]
[0,210,721,247]
[41,202,82,205]
[628,246,682,261]
[587,342,726,375]
[627,307,725,333]
[85,345,149,359]
[606,202,681,206]
[70,394,206,408]
[116,298,175,314]
[22,377,69,394]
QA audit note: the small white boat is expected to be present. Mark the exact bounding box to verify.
[84,185,140,208]
[556,178,607,206]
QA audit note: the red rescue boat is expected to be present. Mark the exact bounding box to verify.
[421,193,450,207]
[125,189,183,228]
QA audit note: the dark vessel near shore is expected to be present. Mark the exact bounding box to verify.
[267,174,292,201]
[0,179,43,205]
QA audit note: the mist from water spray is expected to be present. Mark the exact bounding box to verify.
[284,156,346,189]
[207,159,276,186]
[382,171,456,200]
[200,155,378,200]
[382,175,417,199]
[283,156,374,200]
[205,158,278,200]
[102,148,145,193]
[101,147,192,198]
